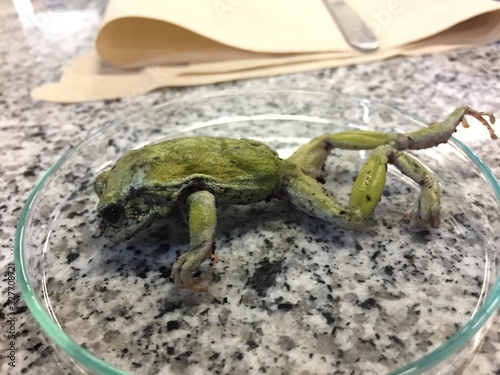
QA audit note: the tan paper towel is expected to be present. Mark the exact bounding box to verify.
[32,0,500,103]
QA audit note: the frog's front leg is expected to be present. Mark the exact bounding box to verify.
[171,190,217,292]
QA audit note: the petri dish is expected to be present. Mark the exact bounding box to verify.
[15,90,500,374]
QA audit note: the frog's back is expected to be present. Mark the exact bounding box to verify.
[116,137,284,203]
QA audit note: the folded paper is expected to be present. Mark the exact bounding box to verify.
[32,0,500,103]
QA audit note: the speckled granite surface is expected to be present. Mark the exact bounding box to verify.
[1,2,499,375]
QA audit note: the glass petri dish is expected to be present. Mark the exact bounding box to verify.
[15,90,500,374]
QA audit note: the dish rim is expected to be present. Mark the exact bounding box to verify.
[14,89,500,375]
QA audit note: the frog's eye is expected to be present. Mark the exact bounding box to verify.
[99,203,124,226]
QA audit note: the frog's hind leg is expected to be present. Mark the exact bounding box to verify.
[287,106,495,228]
[284,170,366,231]
[285,135,391,229]
[389,150,441,227]
[288,106,496,179]
[285,144,441,229]
[348,145,441,228]
[287,131,397,179]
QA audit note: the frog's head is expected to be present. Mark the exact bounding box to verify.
[96,199,157,242]
[94,170,166,241]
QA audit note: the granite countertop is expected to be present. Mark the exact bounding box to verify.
[1,2,499,375]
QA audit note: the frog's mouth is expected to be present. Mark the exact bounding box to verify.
[98,203,156,242]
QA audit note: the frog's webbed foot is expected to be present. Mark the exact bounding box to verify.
[171,191,217,292]
[172,251,210,292]
[396,106,497,150]
[459,107,497,140]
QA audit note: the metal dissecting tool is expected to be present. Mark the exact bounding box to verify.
[322,0,379,52]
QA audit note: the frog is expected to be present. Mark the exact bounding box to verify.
[94,106,496,292]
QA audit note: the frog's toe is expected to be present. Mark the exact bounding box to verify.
[171,268,207,292]
[172,259,209,292]
[179,274,208,292]
[462,108,497,139]
[172,255,190,289]
[421,208,441,228]
[191,277,208,292]
[409,206,441,229]
[408,210,427,229]
[171,266,183,289]
[415,190,441,228]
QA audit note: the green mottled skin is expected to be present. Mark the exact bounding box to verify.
[95,106,496,292]
[96,137,292,241]
[99,137,282,202]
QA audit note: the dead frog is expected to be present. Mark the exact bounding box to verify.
[94,106,497,292]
